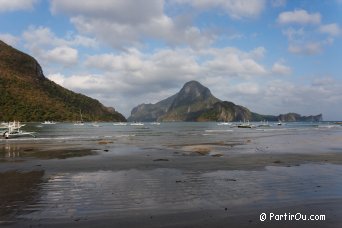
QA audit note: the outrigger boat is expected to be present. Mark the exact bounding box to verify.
[258,120,270,127]
[130,122,144,126]
[2,121,35,139]
[217,122,232,126]
[42,120,56,125]
[113,122,127,126]
[237,120,255,128]
[74,110,85,126]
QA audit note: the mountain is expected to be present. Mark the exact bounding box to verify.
[194,101,256,122]
[129,80,322,122]
[278,113,323,122]
[0,40,126,122]
[128,94,177,122]
[129,81,220,122]
[159,81,221,121]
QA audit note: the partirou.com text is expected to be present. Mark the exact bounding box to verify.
[260,212,326,222]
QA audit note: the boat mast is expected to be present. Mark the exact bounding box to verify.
[79,109,83,122]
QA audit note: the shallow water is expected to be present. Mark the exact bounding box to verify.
[1,122,342,226]
[1,121,341,156]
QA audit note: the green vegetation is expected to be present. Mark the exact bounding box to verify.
[0,40,126,122]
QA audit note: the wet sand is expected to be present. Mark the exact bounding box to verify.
[14,200,341,228]
[0,125,342,228]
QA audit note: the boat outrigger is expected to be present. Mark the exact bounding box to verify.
[1,121,35,139]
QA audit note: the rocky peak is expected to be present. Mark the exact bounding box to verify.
[169,80,217,109]
[180,80,211,98]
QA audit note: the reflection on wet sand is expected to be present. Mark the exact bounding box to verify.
[15,164,342,227]
[0,144,96,160]
[0,170,44,224]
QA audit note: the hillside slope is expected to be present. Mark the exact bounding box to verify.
[0,40,126,122]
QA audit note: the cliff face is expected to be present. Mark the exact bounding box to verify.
[129,80,323,122]
[195,101,253,122]
[0,40,126,122]
[128,94,177,122]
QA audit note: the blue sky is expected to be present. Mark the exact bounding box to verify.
[0,0,341,120]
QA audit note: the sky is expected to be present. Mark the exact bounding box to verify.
[0,0,341,120]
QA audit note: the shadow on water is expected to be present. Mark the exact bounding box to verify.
[0,170,45,223]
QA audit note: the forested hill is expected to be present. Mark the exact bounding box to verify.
[0,40,126,122]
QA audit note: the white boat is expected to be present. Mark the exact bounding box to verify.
[74,110,84,126]
[2,121,35,139]
[277,120,284,126]
[217,122,232,126]
[130,122,144,126]
[113,122,127,126]
[3,130,36,139]
[90,122,100,127]
[0,125,7,135]
[237,120,255,128]
[258,120,270,127]
[7,121,25,128]
[42,120,56,125]
[150,122,161,125]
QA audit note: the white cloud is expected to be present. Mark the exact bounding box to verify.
[201,47,267,77]
[271,0,286,7]
[272,61,291,75]
[221,78,342,120]
[174,0,266,19]
[279,13,338,55]
[46,46,78,66]
[282,27,305,41]
[288,38,333,55]
[0,0,37,12]
[278,10,321,25]
[318,23,341,36]
[85,47,268,82]
[0,33,19,46]
[22,26,97,49]
[21,26,97,69]
[234,82,260,95]
[50,0,214,49]
[51,0,164,24]
[288,42,322,55]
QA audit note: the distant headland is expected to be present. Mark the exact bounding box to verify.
[128,80,322,122]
